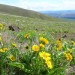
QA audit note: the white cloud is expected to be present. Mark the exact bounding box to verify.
[0,0,75,11]
[62,0,75,10]
[16,0,75,11]
[15,0,61,11]
[0,1,6,4]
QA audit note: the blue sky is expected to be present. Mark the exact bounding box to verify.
[0,0,75,11]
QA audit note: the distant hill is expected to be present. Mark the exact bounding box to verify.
[41,10,75,19]
[0,4,56,21]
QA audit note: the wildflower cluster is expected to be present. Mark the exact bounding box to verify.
[0,48,8,52]
[0,37,16,61]
[39,51,53,69]
[0,29,75,75]
[30,36,53,71]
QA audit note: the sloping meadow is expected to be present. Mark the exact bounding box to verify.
[0,13,75,75]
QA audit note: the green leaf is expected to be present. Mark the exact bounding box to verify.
[8,62,24,70]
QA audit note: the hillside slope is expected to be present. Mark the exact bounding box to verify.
[0,4,56,21]
[0,13,75,40]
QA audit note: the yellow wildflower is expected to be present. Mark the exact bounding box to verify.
[0,37,2,42]
[40,43,45,48]
[3,48,8,52]
[39,51,51,61]
[64,53,72,61]
[56,43,62,50]
[45,60,53,69]
[0,48,8,52]
[12,43,17,48]
[56,39,61,44]
[39,51,53,69]
[71,41,75,45]
[32,45,39,51]
[0,49,5,52]
[56,39,62,50]
[9,55,15,61]
[24,33,30,38]
[0,23,3,30]
[40,37,49,45]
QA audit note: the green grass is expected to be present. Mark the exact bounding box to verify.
[0,7,75,75]
[0,13,75,41]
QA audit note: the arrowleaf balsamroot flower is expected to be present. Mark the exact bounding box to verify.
[39,51,53,69]
[39,51,51,61]
[0,49,5,52]
[64,52,72,61]
[40,37,49,45]
[24,33,30,38]
[3,48,8,52]
[45,60,53,69]
[71,41,75,45]
[40,43,45,48]
[9,55,15,61]
[56,39,62,50]
[0,48,8,52]
[32,45,40,51]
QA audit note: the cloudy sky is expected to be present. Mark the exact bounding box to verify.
[0,0,75,11]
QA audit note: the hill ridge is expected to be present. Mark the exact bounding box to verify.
[0,4,56,21]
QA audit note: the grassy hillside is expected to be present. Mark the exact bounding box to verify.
[0,13,75,41]
[0,4,57,21]
[0,10,75,75]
